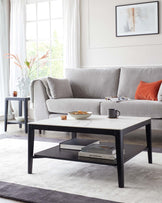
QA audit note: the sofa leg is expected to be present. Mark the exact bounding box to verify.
[39,130,45,134]
[72,132,77,139]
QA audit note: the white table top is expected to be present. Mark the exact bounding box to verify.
[30,115,151,130]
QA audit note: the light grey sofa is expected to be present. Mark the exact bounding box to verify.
[31,67,162,130]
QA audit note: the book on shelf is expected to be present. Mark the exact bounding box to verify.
[59,138,100,150]
[78,156,117,164]
[78,143,125,160]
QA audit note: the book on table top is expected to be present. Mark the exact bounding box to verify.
[78,143,118,160]
[59,138,100,150]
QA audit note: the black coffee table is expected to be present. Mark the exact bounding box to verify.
[28,115,152,188]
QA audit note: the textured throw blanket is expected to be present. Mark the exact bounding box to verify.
[30,78,52,103]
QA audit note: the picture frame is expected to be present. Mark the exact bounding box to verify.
[115,1,159,37]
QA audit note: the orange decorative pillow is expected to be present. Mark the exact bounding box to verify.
[135,80,162,101]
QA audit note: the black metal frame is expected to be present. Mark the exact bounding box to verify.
[115,1,159,37]
[4,97,30,133]
[28,118,152,188]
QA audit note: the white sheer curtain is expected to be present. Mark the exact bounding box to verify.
[10,0,26,93]
[63,0,80,69]
[0,0,10,116]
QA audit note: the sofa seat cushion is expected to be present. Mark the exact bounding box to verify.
[46,98,104,114]
[65,68,120,98]
[100,100,162,118]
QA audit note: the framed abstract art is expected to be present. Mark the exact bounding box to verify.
[115,1,159,37]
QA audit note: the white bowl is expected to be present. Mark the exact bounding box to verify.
[68,111,92,120]
[15,116,24,122]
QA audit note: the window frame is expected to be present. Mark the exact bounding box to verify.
[26,0,63,79]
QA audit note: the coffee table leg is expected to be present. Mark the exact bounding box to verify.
[115,131,124,188]
[146,123,152,164]
[28,126,34,174]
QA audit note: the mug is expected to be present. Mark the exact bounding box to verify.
[108,109,120,118]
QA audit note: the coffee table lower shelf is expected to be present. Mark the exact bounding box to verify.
[34,143,146,166]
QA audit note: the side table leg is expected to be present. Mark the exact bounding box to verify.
[24,99,28,133]
[19,101,22,128]
[115,131,124,188]
[146,123,152,164]
[28,126,34,174]
[4,99,8,131]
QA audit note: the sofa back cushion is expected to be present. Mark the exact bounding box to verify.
[118,67,162,99]
[65,68,120,98]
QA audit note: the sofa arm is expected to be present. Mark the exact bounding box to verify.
[33,80,49,121]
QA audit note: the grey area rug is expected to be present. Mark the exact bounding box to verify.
[0,181,119,203]
[0,138,162,203]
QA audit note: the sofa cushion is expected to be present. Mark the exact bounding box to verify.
[135,80,162,101]
[100,100,162,118]
[46,98,104,114]
[47,77,73,99]
[65,68,120,98]
[118,67,162,99]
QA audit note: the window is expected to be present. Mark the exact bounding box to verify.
[26,0,63,80]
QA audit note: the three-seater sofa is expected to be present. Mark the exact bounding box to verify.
[31,67,162,130]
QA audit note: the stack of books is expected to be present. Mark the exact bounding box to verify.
[78,143,118,164]
[59,138,100,150]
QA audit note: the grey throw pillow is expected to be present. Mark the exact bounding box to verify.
[47,77,73,99]
[158,83,162,101]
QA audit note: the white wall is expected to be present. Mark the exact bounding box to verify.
[80,0,162,68]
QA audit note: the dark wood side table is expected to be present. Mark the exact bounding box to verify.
[4,97,30,133]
